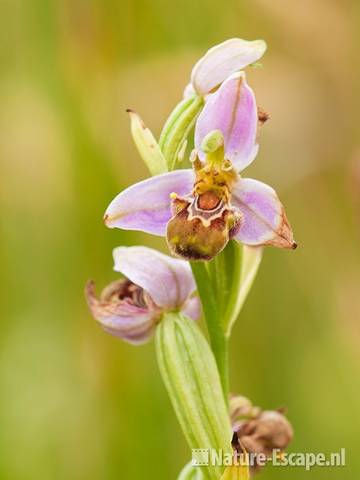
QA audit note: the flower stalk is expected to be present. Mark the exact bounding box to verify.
[190,261,229,401]
[192,241,263,399]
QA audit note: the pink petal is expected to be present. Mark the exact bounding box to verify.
[182,296,201,321]
[102,325,155,345]
[104,170,195,236]
[113,246,197,309]
[183,82,196,99]
[232,178,296,249]
[191,38,267,96]
[195,72,258,171]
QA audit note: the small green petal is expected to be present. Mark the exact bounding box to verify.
[159,95,204,170]
[127,110,168,176]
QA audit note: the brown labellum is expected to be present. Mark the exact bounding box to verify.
[167,192,241,261]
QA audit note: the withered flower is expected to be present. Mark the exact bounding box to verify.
[230,395,293,472]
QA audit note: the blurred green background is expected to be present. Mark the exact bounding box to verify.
[1,0,359,478]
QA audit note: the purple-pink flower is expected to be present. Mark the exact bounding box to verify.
[104,70,296,261]
[85,246,200,344]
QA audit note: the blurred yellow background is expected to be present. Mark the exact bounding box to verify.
[0,0,359,478]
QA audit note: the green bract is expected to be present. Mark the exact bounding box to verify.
[178,462,204,480]
[156,312,232,480]
[223,245,262,336]
[220,464,249,480]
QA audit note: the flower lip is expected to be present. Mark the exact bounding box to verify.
[188,193,229,226]
[197,191,222,210]
[85,279,158,345]
[167,195,241,261]
[100,278,152,309]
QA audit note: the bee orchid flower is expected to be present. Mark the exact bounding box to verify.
[156,38,267,171]
[105,72,296,261]
[85,246,200,344]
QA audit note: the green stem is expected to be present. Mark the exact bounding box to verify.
[191,261,229,402]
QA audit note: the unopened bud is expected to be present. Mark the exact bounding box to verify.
[159,95,204,170]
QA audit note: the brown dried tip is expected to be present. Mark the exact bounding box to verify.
[231,431,241,452]
[258,108,270,125]
[126,108,147,130]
